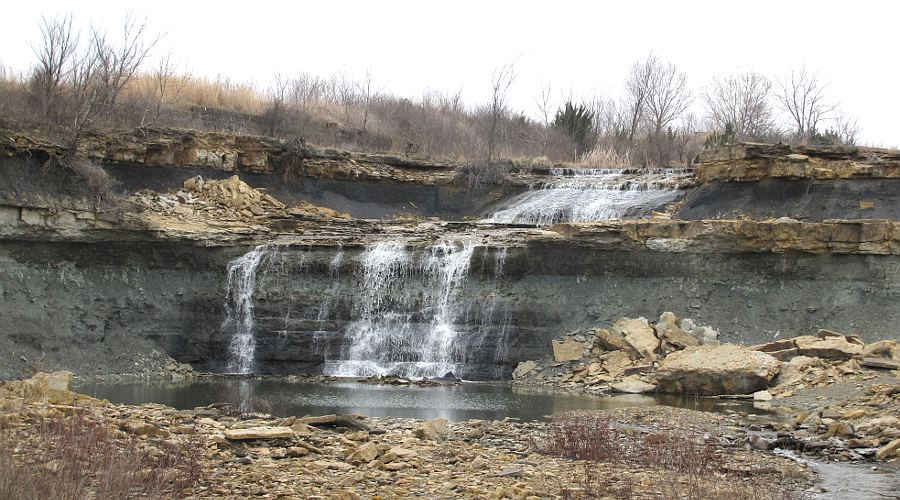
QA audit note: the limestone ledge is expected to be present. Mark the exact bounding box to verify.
[695,143,900,183]
[1,128,461,185]
[543,219,900,255]
[4,199,900,255]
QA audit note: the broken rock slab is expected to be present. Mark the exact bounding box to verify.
[656,345,780,395]
[551,337,589,362]
[223,426,294,441]
[610,317,660,361]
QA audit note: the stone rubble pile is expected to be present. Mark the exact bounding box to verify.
[132,175,351,226]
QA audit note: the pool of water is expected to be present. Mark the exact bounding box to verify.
[78,378,765,421]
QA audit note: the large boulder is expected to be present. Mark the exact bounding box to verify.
[656,345,780,395]
[610,317,660,361]
[551,337,589,362]
[21,371,75,405]
[594,328,633,352]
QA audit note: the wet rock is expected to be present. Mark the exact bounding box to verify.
[611,376,657,394]
[656,345,780,395]
[512,360,537,379]
[223,426,294,441]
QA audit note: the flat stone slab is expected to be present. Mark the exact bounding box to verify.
[223,426,294,440]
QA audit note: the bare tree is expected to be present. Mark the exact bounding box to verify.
[261,73,289,137]
[644,55,691,134]
[89,14,159,108]
[333,70,356,126]
[703,71,774,139]
[487,61,516,163]
[30,14,80,125]
[288,72,323,137]
[533,79,554,154]
[622,56,655,143]
[775,67,834,144]
[831,112,861,146]
[357,69,375,133]
[139,51,186,127]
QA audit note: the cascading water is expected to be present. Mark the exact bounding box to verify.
[221,244,270,374]
[323,240,477,379]
[483,167,690,225]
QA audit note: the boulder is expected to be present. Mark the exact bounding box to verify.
[611,376,657,394]
[863,339,899,360]
[656,345,780,395]
[347,442,380,464]
[610,317,660,361]
[594,328,632,352]
[795,336,863,360]
[551,338,588,362]
[223,426,294,441]
[654,312,699,350]
[413,418,449,441]
[860,357,900,371]
[875,439,900,461]
[775,356,822,386]
[511,360,537,379]
[21,371,75,405]
[598,351,633,377]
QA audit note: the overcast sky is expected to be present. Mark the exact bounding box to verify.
[3,0,897,146]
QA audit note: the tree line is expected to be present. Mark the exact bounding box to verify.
[0,14,863,170]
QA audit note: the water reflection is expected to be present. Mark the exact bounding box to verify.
[78,379,766,422]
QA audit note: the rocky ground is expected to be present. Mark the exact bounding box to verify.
[0,372,820,499]
[512,312,900,464]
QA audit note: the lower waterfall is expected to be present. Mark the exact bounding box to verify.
[221,244,271,374]
[323,240,477,379]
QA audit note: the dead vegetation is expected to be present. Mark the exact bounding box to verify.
[537,414,802,500]
[0,413,200,500]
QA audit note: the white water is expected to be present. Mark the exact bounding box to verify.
[484,168,688,225]
[221,245,270,374]
[324,240,477,379]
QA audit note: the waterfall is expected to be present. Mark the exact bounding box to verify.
[484,167,689,225]
[323,240,477,379]
[221,244,270,374]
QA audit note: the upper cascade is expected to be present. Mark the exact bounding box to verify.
[483,167,692,225]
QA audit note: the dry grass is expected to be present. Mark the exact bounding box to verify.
[537,414,800,500]
[0,413,200,500]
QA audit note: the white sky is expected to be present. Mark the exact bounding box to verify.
[2,0,898,147]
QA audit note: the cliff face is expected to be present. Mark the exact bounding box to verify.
[1,129,899,380]
[680,143,900,221]
[2,220,898,379]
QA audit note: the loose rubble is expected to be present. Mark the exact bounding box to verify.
[0,372,815,499]
[131,175,351,231]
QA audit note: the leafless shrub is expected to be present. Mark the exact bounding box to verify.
[66,156,120,204]
[0,414,200,500]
